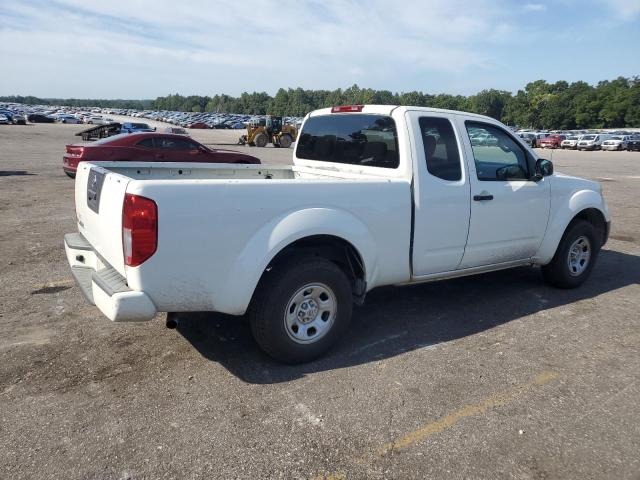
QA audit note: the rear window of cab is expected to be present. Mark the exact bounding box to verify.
[296,114,399,168]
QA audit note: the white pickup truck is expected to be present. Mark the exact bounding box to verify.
[65,105,610,363]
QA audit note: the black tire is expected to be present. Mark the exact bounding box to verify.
[249,257,353,364]
[279,134,293,148]
[254,133,268,148]
[65,171,76,179]
[542,220,600,289]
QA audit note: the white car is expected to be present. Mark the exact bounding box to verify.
[601,136,631,151]
[58,115,81,124]
[577,134,610,150]
[64,105,610,363]
[561,135,583,149]
[85,116,106,125]
[0,114,9,125]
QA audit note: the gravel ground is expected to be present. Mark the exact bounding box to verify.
[0,121,639,480]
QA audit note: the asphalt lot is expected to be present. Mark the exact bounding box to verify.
[1,122,639,480]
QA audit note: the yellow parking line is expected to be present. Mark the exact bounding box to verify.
[34,278,75,289]
[313,370,559,479]
[378,371,558,455]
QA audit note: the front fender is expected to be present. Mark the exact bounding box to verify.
[535,188,609,265]
[214,208,379,315]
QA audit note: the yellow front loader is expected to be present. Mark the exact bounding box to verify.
[238,116,297,148]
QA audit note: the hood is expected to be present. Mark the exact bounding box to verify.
[552,172,601,195]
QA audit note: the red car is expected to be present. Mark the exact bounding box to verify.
[538,134,566,149]
[187,122,209,129]
[63,132,260,178]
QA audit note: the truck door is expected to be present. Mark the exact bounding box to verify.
[458,119,550,268]
[407,111,471,276]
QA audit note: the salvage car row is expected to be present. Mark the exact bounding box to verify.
[0,101,303,130]
[516,130,640,151]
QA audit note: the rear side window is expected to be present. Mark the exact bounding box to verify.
[296,114,399,168]
[136,138,154,148]
[419,117,461,181]
[157,138,199,150]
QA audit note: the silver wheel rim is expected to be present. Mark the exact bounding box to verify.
[567,235,591,276]
[283,283,337,344]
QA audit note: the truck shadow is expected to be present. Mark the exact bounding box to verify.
[176,248,640,384]
[0,170,35,177]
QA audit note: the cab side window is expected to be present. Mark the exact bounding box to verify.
[466,122,529,181]
[419,117,461,181]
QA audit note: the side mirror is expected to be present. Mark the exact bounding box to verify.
[533,158,553,181]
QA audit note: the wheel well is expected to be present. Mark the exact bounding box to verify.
[264,235,367,301]
[572,208,607,245]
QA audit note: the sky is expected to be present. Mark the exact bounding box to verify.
[0,0,639,99]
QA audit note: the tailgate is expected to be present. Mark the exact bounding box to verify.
[75,163,130,276]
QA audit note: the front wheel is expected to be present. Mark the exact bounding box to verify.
[542,220,600,289]
[254,133,268,147]
[279,134,293,148]
[249,257,353,364]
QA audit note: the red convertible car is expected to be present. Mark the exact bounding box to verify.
[63,132,260,178]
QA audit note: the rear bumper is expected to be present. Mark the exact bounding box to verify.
[64,232,157,322]
[62,155,79,173]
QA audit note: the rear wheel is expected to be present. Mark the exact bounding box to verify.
[542,220,600,289]
[279,134,293,148]
[254,133,268,147]
[249,257,353,364]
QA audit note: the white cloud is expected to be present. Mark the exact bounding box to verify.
[0,0,583,98]
[598,0,640,20]
[523,3,547,11]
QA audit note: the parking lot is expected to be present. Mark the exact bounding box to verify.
[1,122,639,479]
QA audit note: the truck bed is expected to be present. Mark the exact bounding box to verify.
[73,160,412,317]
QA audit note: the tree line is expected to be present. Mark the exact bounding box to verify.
[3,76,638,129]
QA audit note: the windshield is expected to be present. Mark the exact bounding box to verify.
[567,136,579,140]
[582,135,596,140]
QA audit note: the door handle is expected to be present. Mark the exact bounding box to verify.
[473,194,494,201]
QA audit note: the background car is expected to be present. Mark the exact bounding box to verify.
[601,136,631,151]
[120,122,155,133]
[189,122,210,129]
[518,132,536,146]
[538,134,567,149]
[0,114,9,125]
[62,132,260,178]
[163,127,188,135]
[561,135,582,149]
[57,115,81,124]
[11,113,27,125]
[627,136,640,151]
[27,113,55,123]
[577,134,609,150]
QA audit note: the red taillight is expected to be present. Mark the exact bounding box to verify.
[331,105,364,113]
[122,193,157,267]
